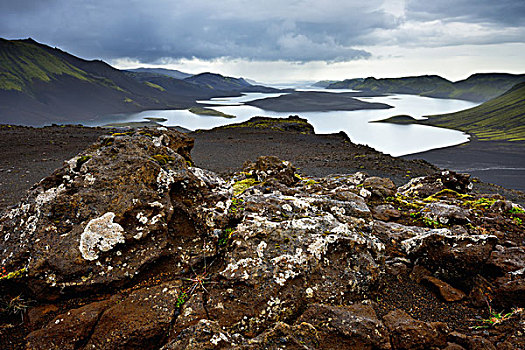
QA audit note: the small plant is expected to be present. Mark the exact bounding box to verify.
[229,197,245,214]
[0,295,32,322]
[509,206,525,214]
[422,217,442,228]
[218,228,235,246]
[471,307,522,329]
[465,197,496,209]
[512,217,523,225]
[175,291,188,308]
[176,242,217,315]
[0,267,27,281]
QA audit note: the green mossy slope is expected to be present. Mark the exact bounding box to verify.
[0,39,90,92]
[423,82,525,141]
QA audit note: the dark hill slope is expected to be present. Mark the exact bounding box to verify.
[184,72,282,93]
[126,67,192,79]
[328,75,453,95]
[0,39,196,125]
[0,39,282,126]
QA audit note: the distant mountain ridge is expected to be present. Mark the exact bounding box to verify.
[325,73,525,102]
[0,38,281,125]
[125,67,192,80]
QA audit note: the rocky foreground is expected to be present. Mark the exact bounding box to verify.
[1,127,524,349]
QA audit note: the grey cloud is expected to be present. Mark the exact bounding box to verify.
[0,0,386,62]
[406,0,525,26]
[0,0,523,64]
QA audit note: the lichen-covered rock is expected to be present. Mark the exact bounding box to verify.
[0,129,227,299]
[161,319,238,349]
[170,173,384,337]
[402,229,497,287]
[240,155,299,187]
[398,171,472,198]
[2,127,524,349]
[420,202,471,225]
[239,321,320,349]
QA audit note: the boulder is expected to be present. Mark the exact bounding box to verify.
[0,129,228,300]
[363,176,396,199]
[398,171,472,198]
[421,275,466,302]
[294,302,391,349]
[383,309,448,349]
[420,202,470,225]
[241,156,299,186]
[372,204,401,221]
[26,299,116,350]
[486,246,525,275]
[402,229,497,287]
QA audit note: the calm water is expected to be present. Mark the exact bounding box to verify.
[90,91,477,157]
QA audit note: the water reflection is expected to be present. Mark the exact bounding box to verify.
[92,92,477,157]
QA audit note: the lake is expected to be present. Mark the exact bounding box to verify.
[89,91,477,157]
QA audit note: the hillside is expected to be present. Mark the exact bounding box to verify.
[422,82,525,141]
[0,39,280,126]
[125,67,192,79]
[0,39,204,125]
[326,73,525,102]
[184,72,282,93]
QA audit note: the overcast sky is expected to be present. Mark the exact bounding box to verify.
[1,0,524,83]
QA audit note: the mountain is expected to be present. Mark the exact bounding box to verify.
[328,75,454,95]
[311,80,345,88]
[326,73,525,102]
[0,38,210,125]
[421,82,525,141]
[183,72,282,93]
[0,38,281,126]
[126,67,192,80]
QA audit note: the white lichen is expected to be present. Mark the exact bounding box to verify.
[79,212,125,261]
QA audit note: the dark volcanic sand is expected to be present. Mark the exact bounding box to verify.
[1,124,524,212]
[190,127,437,182]
[404,138,525,199]
[0,125,111,211]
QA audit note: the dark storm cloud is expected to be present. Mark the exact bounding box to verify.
[406,0,525,26]
[0,0,392,62]
[0,0,523,63]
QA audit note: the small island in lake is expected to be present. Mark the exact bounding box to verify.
[188,107,236,118]
[246,91,392,112]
